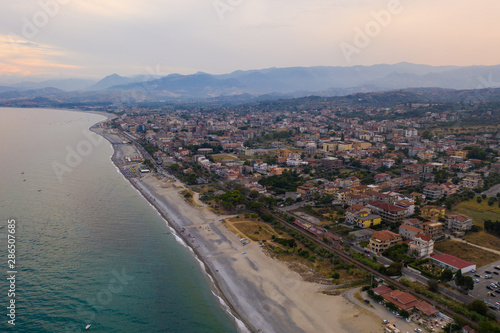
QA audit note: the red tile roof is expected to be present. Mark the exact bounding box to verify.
[431,254,474,270]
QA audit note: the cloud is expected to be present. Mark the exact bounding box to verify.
[0,0,499,80]
[0,36,81,76]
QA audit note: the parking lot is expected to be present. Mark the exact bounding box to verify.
[466,260,500,309]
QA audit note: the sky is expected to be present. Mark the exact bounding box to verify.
[1,0,499,82]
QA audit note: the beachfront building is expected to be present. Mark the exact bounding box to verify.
[368,230,402,255]
[431,254,476,274]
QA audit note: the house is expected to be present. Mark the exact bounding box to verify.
[380,290,419,311]
[446,214,473,233]
[421,205,446,220]
[440,182,459,196]
[422,221,444,239]
[368,230,403,255]
[423,184,444,200]
[431,254,476,273]
[367,200,410,224]
[345,205,382,228]
[348,229,374,242]
[321,157,343,169]
[402,218,423,229]
[409,234,434,258]
[399,225,423,240]
[461,173,484,189]
[296,184,317,198]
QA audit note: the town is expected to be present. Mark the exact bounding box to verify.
[96,96,500,333]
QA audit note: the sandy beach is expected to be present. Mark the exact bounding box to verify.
[94,127,382,333]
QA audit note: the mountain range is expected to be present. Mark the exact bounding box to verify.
[2,63,500,104]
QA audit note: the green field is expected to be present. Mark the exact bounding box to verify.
[450,199,500,252]
[449,199,500,227]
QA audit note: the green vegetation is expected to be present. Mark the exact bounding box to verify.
[484,219,500,236]
[258,170,304,195]
[382,244,415,264]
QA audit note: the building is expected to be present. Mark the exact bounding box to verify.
[461,173,484,189]
[431,254,476,273]
[296,184,317,198]
[345,205,382,228]
[368,230,403,255]
[421,205,446,220]
[348,229,374,242]
[446,214,473,233]
[380,290,419,311]
[320,157,343,169]
[422,221,444,239]
[423,184,444,200]
[409,234,434,258]
[367,200,410,224]
[399,224,423,240]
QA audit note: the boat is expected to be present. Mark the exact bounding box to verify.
[85,324,91,330]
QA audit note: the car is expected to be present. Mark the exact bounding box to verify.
[492,293,497,297]
[382,320,389,324]
[494,266,500,270]
[364,299,370,304]
[474,279,480,283]
[494,271,499,275]
[495,290,500,294]
[471,269,476,273]
[492,283,498,288]
[415,329,422,333]
[487,286,493,290]
[474,274,481,278]
[486,270,492,274]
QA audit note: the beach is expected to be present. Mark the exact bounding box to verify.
[94,126,382,333]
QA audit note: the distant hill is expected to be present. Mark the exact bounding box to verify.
[2,63,500,104]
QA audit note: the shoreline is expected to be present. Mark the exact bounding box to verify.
[91,125,251,332]
[91,125,382,333]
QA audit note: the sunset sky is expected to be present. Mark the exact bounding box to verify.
[1,0,499,82]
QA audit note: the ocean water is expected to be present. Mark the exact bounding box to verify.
[0,108,238,333]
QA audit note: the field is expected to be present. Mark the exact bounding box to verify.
[211,154,238,162]
[464,231,500,252]
[434,240,500,268]
[223,216,369,285]
[449,199,500,227]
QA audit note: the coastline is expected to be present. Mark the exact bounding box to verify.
[91,125,382,333]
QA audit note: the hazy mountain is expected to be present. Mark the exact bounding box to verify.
[2,63,500,103]
[13,78,96,91]
[0,87,64,99]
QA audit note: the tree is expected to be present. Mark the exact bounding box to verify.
[468,299,488,316]
[399,309,410,319]
[440,268,453,282]
[427,279,439,292]
[249,190,259,199]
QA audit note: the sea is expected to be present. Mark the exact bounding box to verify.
[0,107,238,333]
